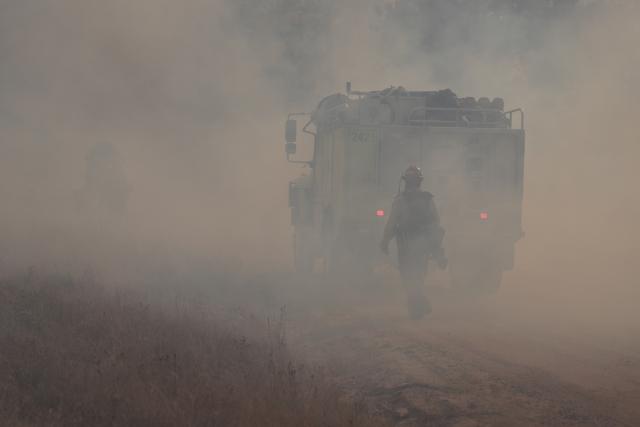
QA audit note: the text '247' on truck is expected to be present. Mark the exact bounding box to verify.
[285,84,525,293]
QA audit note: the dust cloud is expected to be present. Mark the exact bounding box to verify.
[0,0,294,280]
[0,1,638,332]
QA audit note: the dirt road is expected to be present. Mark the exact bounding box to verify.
[283,276,640,427]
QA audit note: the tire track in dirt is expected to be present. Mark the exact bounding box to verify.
[363,331,622,426]
[285,286,639,427]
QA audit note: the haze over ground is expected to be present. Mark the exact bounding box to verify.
[0,0,638,353]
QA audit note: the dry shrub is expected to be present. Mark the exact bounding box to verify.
[0,273,386,427]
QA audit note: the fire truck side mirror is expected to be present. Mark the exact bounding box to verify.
[285,119,297,143]
[285,142,297,155]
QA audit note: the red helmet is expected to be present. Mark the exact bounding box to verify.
[402,165,423,185]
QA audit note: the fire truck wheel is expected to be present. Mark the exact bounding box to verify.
[293,230,314,274]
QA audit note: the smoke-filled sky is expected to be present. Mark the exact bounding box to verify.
[0,0,638,309]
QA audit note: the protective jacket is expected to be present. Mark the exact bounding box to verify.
[381,189,442,253]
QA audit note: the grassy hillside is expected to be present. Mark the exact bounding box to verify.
[0,274,386,427]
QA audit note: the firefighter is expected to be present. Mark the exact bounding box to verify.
[380,166,447,319]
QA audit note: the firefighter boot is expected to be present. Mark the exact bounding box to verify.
[407,292,432,320]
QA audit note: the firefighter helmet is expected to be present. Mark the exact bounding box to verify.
[402,165,423,186]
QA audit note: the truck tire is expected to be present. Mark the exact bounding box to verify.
[293,230,314,274]
[324,235,375,280]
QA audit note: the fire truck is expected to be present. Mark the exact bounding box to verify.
[285,84,525,292]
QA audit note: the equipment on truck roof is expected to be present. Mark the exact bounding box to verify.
[283,83,525,295]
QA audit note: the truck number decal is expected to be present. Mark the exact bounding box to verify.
[350,128,377,144]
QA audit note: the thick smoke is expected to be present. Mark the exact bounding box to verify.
[0,0,638,330]
[0,1,293,278]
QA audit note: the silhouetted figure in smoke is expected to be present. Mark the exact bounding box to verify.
[381,166,447,319]
[79,142,129,215]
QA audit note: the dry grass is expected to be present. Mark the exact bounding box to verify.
[0,273,387,427]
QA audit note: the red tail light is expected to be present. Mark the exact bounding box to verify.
[376,209,385,217]
[480,211,489,221]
